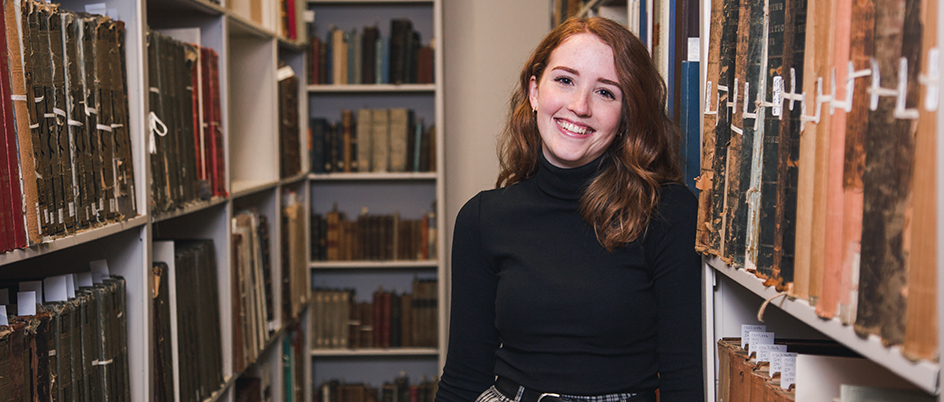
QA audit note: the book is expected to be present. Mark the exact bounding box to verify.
[902,0,937,362]
[695,0,724,254]
[855,0,915,345]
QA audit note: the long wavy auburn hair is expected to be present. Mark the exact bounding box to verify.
[496,17,682,251]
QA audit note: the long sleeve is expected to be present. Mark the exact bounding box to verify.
[436,194,501,402]
[645,184,706,401]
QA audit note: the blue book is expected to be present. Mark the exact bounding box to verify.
[679,60,700,194]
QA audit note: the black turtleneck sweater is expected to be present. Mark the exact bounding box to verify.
[435,154,704,402]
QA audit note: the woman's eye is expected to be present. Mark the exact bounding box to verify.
[598,89,616,100]
[554,76,573,85]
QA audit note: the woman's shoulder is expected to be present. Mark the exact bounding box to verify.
[659,182,698,210]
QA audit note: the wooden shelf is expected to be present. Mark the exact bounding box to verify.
[0,215,148,267]
[707,256,940,395]
[152,197,229,223]
[308,0,433,4]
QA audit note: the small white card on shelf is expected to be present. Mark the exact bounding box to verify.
[90,260,110,284]
[757,344,787,364]
[0,288,8,305]
[741,324,766,349]
[770,351,797,378]
[43,276,68,303]
[781,354,797,390]
[0,306,7,326]
[17,291,36,316]
[65,275,75,299]
[77,272,93,288]
[19,281,43,304]
[304,10,315,23]
[277,66,296,81]
[748,331,774,357]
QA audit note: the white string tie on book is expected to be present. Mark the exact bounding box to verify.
[148,111,167,154]
[97,124,113,132]
[757,291,789,322]
[92,359,114,366]
[11,94,27,102]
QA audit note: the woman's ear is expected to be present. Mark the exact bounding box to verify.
[529,75,539,111]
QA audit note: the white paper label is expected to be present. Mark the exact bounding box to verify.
[43,276,68,303]
[748,331,775,357]
[66,275,76,299]
[277,66,296,81]
[304,10,315,23]
[18,291,36,316]
[757,344,787,363]
[741,324,766,349]
[0,288,8,305]
[77,272,93,288]
[90,259,110,283]
[0,306,8,326]
[781,353,798,389]
[772,76,783,117]
[770,351,796,378]
[19,281,43,305]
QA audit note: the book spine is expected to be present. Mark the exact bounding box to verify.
[837,0,874,325]
[695,0,725,255]
[855,0,918,346]
[902,0,937,362]
[721,0,751,267]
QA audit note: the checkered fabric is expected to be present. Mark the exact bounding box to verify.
[476,385,644,402]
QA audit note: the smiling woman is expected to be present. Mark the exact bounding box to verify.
[436,17,704,402]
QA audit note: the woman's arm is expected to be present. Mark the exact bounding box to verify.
[646,184,706,401]
[436,194,502,402]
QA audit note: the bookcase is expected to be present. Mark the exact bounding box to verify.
[689,0,944,400]
[304,0,446,393]
[0,0,312,401]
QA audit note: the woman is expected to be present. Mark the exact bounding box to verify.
[436,17,704,402]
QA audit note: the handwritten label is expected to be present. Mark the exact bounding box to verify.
[18,291,36,316]
[770,351,797,378]
[741,324,766,349]
[780,353,798,389]
[748,331,775,357]
[757,344,787,363]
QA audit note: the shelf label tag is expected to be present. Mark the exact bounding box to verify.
[277,66,296,81]
[66,275,75,299]
[741,324,766,349]
[748,331,774,358]
[0,306,7,326]
[770,351,796,378]
[43,275,68,303]
[90,260,110,284]
[17,291,36,316]
[0,288,8,305]
[19,281,42,306]
[757,344,787,364]
[780,353,798,389]
[305,10,315,23]
[77,272,94,288]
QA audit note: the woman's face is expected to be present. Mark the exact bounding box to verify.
[529,32,623,169]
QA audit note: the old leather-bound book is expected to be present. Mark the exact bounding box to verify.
[771,0,807,290]
[755,0,787,280]
[109,20,135,219]
[5,0,42,245]
[817,0,855,320]
[902,0,937,362]
[695,0,724,254]
[855,0,918,346]
[0,0,26,250]
[836,0,875,325]
[720,0,751,266]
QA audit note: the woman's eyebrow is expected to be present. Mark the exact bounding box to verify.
[550,66,620,88]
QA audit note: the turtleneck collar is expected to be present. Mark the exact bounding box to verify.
[534,151,608,200]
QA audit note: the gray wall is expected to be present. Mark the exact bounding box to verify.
[441,0,549,326]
